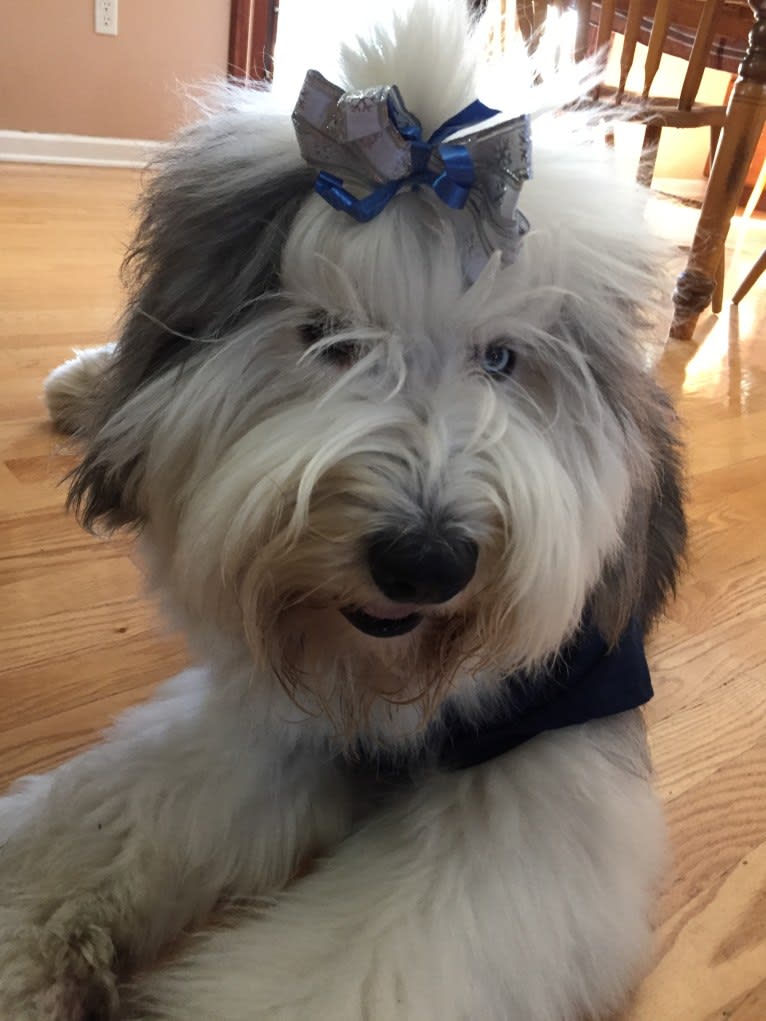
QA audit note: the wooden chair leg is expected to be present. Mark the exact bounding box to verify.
[709,124,721,166]
[741,153,766,220]
[712,250,725,313]
[671,1,766,340]
[732,246,766,304]
[637,122,662,188]
[574,0,593,63]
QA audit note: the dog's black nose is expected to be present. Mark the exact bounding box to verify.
[367,528,478,605]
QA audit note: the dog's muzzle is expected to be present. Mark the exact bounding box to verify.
[342,528,478,639]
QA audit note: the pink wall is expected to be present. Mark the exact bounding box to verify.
[0,0,231,140]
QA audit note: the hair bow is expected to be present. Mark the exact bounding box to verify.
[292,70,532,280]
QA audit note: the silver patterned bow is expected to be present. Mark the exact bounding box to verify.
[292,69,532,281]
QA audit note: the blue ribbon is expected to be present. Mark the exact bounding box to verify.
[314,98,500,223]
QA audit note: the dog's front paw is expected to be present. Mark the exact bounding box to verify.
[0,904,119,1021]
[43,343,114,434]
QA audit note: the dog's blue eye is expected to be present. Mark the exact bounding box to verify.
[481,344,516,377]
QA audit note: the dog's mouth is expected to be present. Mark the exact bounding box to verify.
[341,603,423,638]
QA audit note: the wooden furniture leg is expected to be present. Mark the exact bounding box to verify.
[638,121,663,187]
[709,124,721,167]
[670,0,766,340]
[712,249,725,313]
[732,246,766,302]
[741,152,766,219]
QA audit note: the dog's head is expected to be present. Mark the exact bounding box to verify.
[70,2,685,736]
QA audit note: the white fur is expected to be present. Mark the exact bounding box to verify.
[43,343,115,434]
[0,670,352,1020]
[126,718,664,1021]
[3,3,678,1019]
[0,672,664,1021]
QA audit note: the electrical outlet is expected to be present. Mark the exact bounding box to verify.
[95,0,118,35]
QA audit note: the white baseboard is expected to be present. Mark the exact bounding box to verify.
[0,130,164,168]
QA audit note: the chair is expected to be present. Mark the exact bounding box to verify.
[507,0,765,339]
[669,1,766,338]
[520,1,747,185]
[596,2,756,187]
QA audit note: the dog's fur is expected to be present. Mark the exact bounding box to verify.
[0,4,685,1019]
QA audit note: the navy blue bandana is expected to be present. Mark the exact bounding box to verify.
[357,619,652,777]
[438,618,652,770]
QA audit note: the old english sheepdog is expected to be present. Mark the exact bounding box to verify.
[1,3,685,1019]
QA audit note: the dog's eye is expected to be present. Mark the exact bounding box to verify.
[300,320,325,346]
[480,343,516,378]
[300,319,358,368]
[322,341,358,367]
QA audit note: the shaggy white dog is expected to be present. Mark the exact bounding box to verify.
[0,3,685,1019]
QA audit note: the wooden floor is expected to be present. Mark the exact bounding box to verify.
[1,164,765,1019]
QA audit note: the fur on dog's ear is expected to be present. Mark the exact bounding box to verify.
[590,381,687,640]
[68,96,315,530]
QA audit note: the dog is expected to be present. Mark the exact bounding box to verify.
[0,3,685,1018]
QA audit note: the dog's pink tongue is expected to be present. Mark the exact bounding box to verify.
[361,602,420,620]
